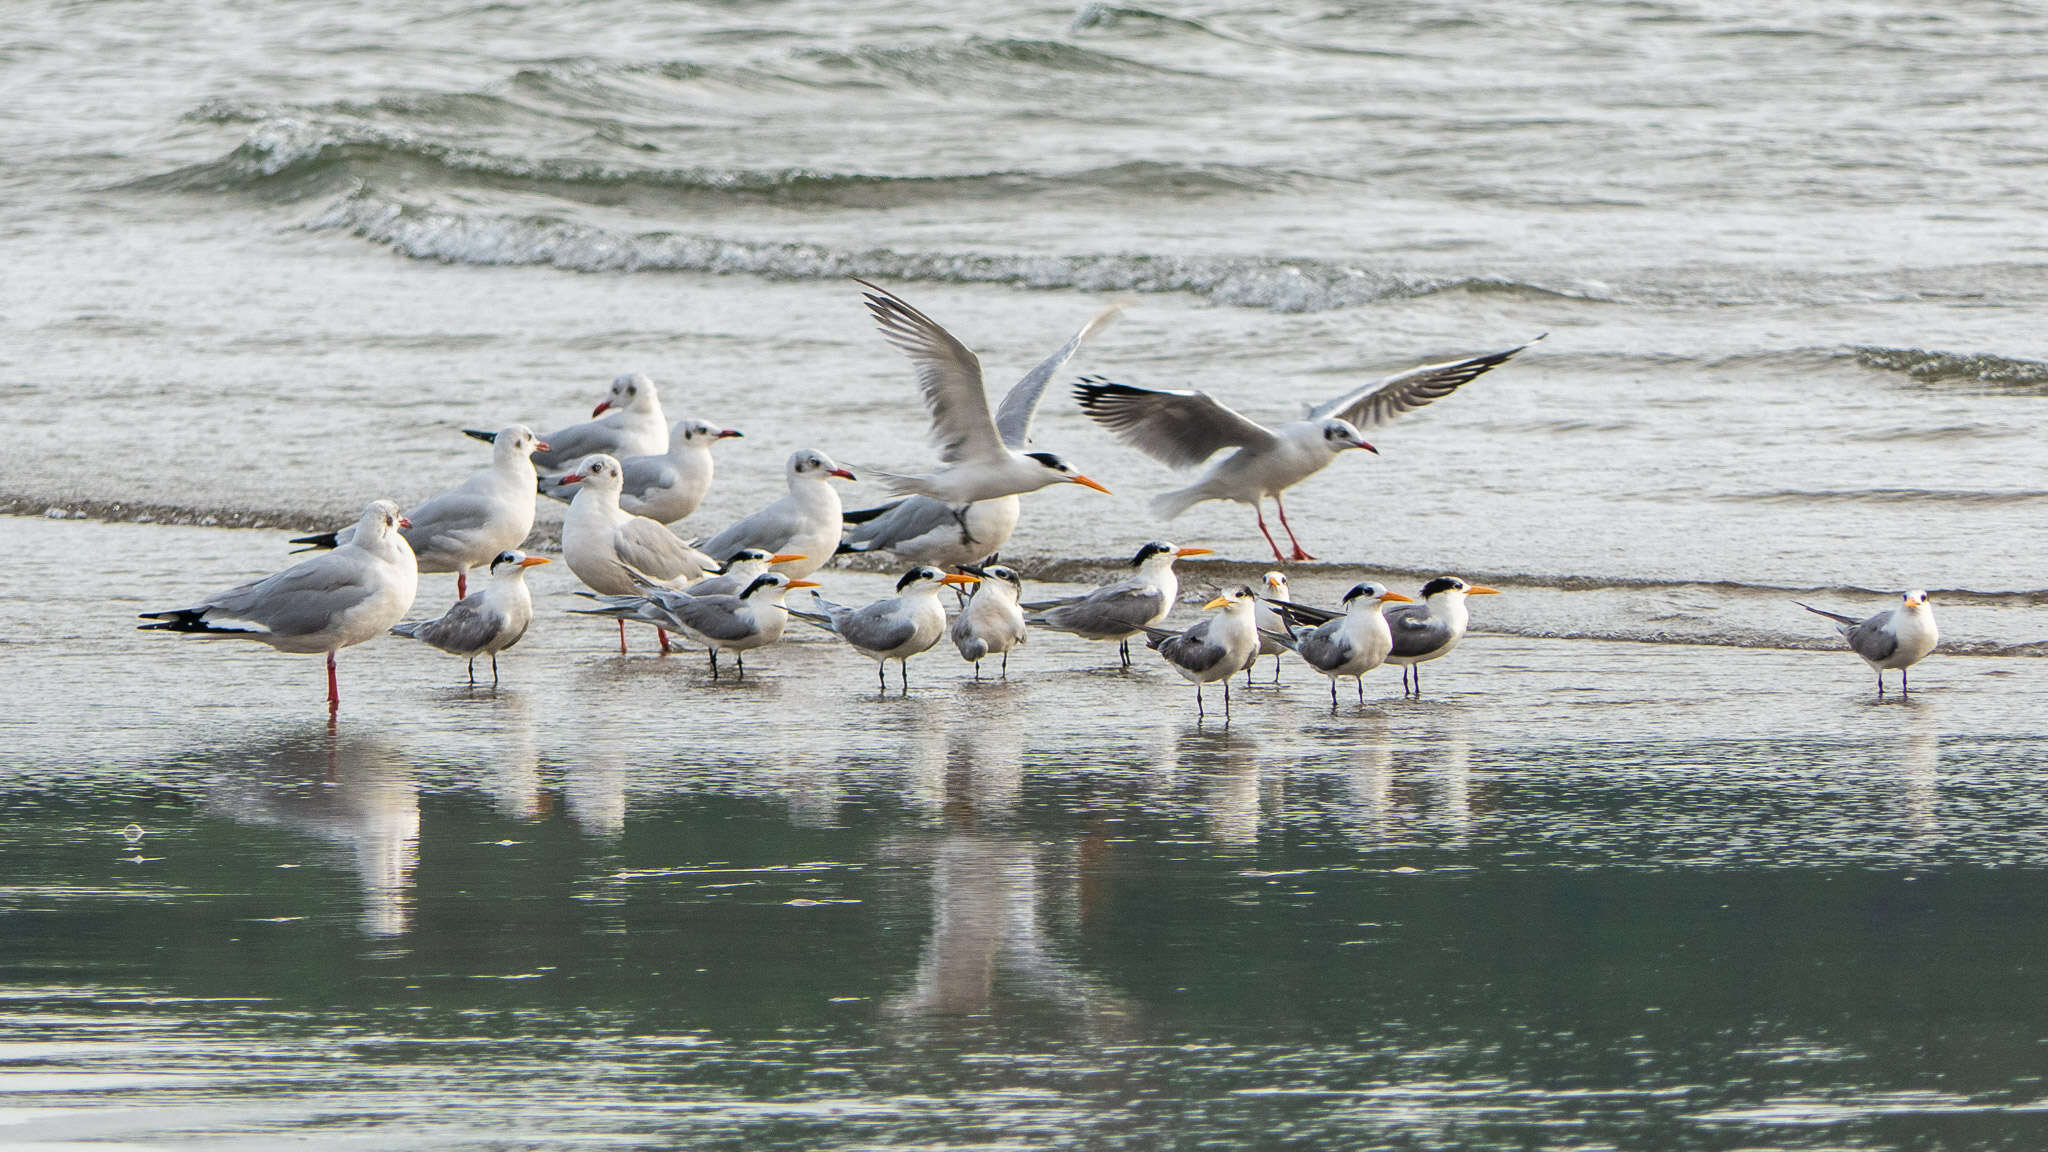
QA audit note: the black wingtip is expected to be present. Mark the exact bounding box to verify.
[839,500,903,526]
[287,531,340,552]
[464,428,498,444]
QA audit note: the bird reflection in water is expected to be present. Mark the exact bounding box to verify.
[1898,698,1943,836]
[202,723,419,937]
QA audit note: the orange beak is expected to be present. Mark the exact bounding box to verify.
[769,554,807,565]
[940,573,981,586]
[1071,475,1111,494]
[1174,547,1214,558]
[517,556,551,568]
[786,579,821,589]
[1381,592,1414,603]
[1468,585,1502,596]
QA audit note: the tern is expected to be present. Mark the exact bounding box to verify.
[141,500,419,712]
[389,549,550,684]
[1139,586,1261,720]
[290,424,545,600]
[697,449,855,579]
[950,562,1028,678]
[1023,541,1213,667]
[558,454,721,653]
[539,417,740,523]
[467,372,667,475]
[575,572,819,679]
[1264,582,1413,709]
[1385,576,1501,696]
[575,548,804,669]
[1245,570,1291,685]
[840,297,1121,567]
[856,280,1113,510]
[1797,590,1939,697]
[1073,336,1540,561]
[789,566,980,692]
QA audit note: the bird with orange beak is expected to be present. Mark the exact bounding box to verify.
[788,566,981,692]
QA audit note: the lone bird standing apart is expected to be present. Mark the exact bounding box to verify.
[1797,590,1939,698]
[790,566,981,693]
[1074,336,1539,561]
[1141,586,1262,721]
[1023,541,1213,668]
[390,549,550,684]
[142,500,418,712]
[1265,582,1413,710]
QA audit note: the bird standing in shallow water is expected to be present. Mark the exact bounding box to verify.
[1384,576,1501,697]
[950,562,1028,679]
[390,549,549,684]
[1797,590,1939,698]
[1023,541,1213,668]
[1265,582,1413,710]
[790,566,981,693]
[1141,586,1262,721]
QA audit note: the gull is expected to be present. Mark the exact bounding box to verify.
[1023,541,1212,667]
[1385,576,1501,697]
[467,372,667,475]
[857,279,1112,509]
[1139,586,1261,721]
[389,549,550,684]
[1073,336,1541,561]
[840,297,1121,567]
[789,566,980,692]
[1245,570,1291,685]
[950,562,1028,679]
[291,424,545,600]
[574,572,819,680]
[539,417,741,523]
[559,454,721,653]
[1264,582,1413,709]
[696,449,855,578]
[141,500,418,712]
[1797,590,1939,697]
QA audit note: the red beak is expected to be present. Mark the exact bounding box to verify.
[1355,439,1378,454]
[398,516,413,529]
[592,400,612,417]
[717,429,743,439]
[533,439,550,451]
[828,467,857,480]
[557,474,583,486]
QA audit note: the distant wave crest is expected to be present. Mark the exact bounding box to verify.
[1852,346,2048,390]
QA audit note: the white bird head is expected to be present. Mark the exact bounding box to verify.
[960,562,1022,596]
[1131,540,1214,569]
[1202,585,1260,614]
[741,572,819,601]
[559,454,624,494]
[1263,571,1290,597]
[358,499,410,540]
[898,565,979,595]
[489,549,551,578]
[1341,582,1413,609]
[594,373,658,417]
[492,424,546,463]
[1902,589,1931,609]
[789,449,857,483]
[1418,576,1501,601]
[1317,418,1378,456]
[1021,450,1112,494]
[676,418,742,446]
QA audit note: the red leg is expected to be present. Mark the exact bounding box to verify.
[617,618,628,654]
[657,627,671,654]
[1253,502,1287,563]
[457,570,468,600]
[326,651,339,713]
[1275,493,1315,561]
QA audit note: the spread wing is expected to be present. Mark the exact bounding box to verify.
[994,302,1123,449]
[1072,377,1278,468]
[1307,336,1542,428]
[858,279,1004,465]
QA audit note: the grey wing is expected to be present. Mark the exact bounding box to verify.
[208,551,378,637]
[858,279,1004,464]
[613,517,708,580]
[1385,604,1453,659]
[670,596,758,643]
[532,419,622,473]
[1268,597,1341,627]
[1038,584,1165,633]
[402,485,493,556]
[1072,379,1278,468]
[408,595,506,655]
[701,497,798,559]
[841,603,920,652]
[1161,619,1229,675]
[618,456,680,499]
[1297,622,1356,673]
[843,495,958,550]
[1308,337,1541,428]
[949,610,988,662]
[1845,615,1900,663]
[994,302,1123,448]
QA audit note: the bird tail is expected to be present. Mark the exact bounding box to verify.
[538,475,576,505]
[389,620,424,639]
[1265,597,1339,627]
[840,500,904,526]
[287,530,341,553]
[1150,483,1208,521]
[1259,626,1301,652]
[1795,601,1859,629]
[1137,625,1176,650]
[870,469,941,500]
[137,608,257,636]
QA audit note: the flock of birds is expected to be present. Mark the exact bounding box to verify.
[136,281,1942,716]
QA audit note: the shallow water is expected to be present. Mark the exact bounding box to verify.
[7,0,2048,1146]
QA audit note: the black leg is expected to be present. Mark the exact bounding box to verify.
[878,663,887,692]
[1356,676,1364,705]
[899,661,909,694]
[1877,670,1885,698]
[974,660,982,681]
[1244,659,1254,688]
[1223,677,1231,720]
[1329,677,1338,711]
[1120,639,1131,668]
[466,657,476,685]
[1901,668,1909,697]
[1196,684,1205,718]
[1001,651,1009,678]
[490,653,499,684]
